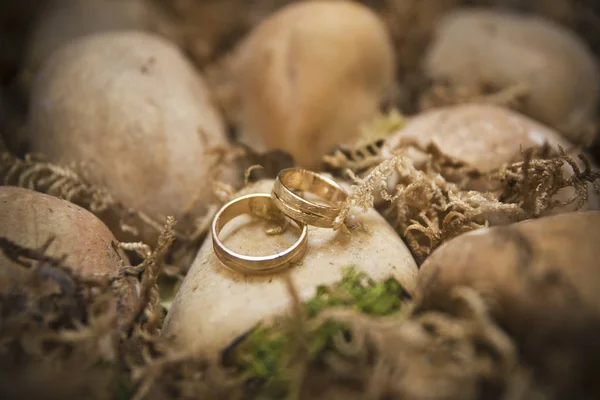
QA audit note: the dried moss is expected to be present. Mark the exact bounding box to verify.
[0,217,177,400]
[326,111,600,263]
[0,235,557,400]
[223,272,548,400]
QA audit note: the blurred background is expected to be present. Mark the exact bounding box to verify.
[2,0,600,161]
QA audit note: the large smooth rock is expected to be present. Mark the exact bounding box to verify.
[0,186,136,320]
[385,103,600,212]
[23,0,178,76]
[229,0,396,169]
[28,31,236,243]
[416,211,600,398]
[424,9,600,144]
[162,180,417,352]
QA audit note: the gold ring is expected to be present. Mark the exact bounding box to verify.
[212,193,308,275]
[271,168,348,228]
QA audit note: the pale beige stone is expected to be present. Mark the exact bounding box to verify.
[24,0,179,76]
[384,103,600,212]
[229,0,396,169]
[424,9,599,144]
[28,31,236,243]
[162,180,417,352]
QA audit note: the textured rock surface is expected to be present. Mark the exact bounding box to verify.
[416,211,600,397]
[163,180,417,352]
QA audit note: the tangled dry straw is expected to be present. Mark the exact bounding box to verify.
[0,138,597,398]
[0,216,175,400]
[326,119,600,263]
[0,229,548,400]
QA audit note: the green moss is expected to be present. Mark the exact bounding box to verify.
[230,267,407,398]
[113,373,134,400]
[305,267,406,317]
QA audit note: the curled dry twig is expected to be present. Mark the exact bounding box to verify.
[115,216,176,335]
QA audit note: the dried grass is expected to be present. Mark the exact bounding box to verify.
[0,208,578,400]
[0,216,182,400]
[329,138,599,263]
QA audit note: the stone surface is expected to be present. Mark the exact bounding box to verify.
[385,103,600,212]
[162,180,417,352]
[28,31,236,243]
[416,211,600,397]
[424,9,599,144]
[0,186,136,319]
[230,0,396,169]
[24,0,178,76]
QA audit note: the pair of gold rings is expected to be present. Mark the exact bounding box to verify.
[211,168,348,275]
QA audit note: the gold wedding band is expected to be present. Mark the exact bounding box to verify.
[272,168,348,228]
[212,193,308,275]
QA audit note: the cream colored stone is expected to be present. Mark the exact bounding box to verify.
[384,104,599,212]
[24,0,179,76]
[162,180,417,352]
[229,0,396,169]
[28,31,236,244]
[424,9,599,144]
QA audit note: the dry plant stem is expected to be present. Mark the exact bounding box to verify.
[0,238,121,397]
[0,236,114,289]
[0,151,113,213]
[282,275,310,400]
[0,215,191,400]
[130,351,203,400]
[0,143,220,240]
[118,216,176,335]
[117,242,153,260]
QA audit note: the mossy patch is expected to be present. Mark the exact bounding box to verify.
[226,267,408,398]
[305,267,406,317]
